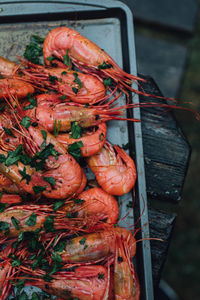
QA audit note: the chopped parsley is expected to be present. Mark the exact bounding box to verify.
[59,95,67,100]
[19,167,31,184]
[25,213,37,226]
[46,56,56,62]
[103,77,113,86]
[68,141,83,162]
[33,185,46,194]
[0,202,7,213]
[53,119,61,137]
[43,216,55,233]
[70,121,82,139]
[3,127,15,138]
[42,176,56,187]
[20,116,31,129]
[73,72,83,89]
[98,273,104,279]
[99,133,104,141]
[49,74,58,84]
[61,71,67,76]
[11,216,20,230]
[72,198,85,204]
[72,87,79,94]
[53,200,65,212]
[79,237,86,245]
[23,93,37,110]
[63,49,71,66]
[24,35,44,64]
[5,144,23,166]
[98,61,113,70]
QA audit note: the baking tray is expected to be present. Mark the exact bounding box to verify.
[0,1,154,299]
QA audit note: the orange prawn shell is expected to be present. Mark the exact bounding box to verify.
[43,27,109,67]
[77,187,119,224]
[57,122,107,157]
[87,143,137,196]
[0,78,34,99]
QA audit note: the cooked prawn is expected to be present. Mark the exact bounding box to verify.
[0,56,18,77]
[57,122,107,157]
[0,78,34,99]
[56,228,136,264]
[114,236,140,300]
[16,265,108,300]
[22,64,106,104]
[87,142,137,196]
[23,94,139,133]
[43,26,144,94]
[75,187,119,224]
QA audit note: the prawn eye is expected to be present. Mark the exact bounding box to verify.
[118,256,123,262]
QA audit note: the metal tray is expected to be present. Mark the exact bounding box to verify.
[0,1,153,299]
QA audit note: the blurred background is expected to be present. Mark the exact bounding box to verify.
[121,0,200,299]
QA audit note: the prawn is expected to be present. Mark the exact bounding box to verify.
[55,228,136,264]
[0,204,87,239]
[114,236,140,300]
[0,56,18,77]
[15,265,109,300]
[43,26,145,95]
[22,64,107,104]
[87,142,137,196]
[23,94,139,133]
[57,122,107,157]
[74,187,119,224]
[0,78,34,99]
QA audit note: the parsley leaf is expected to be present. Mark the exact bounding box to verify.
[99,133,104,141]
[33,186,46,194]
[53,119,61,138]
[98,61,113,70]
[23,93,37,110]
[20,116,31,129]
[103,77,113,86]
[11,216,20,230]
[46,56,56,62]
[73,72,83,88]
[43,216,55,233]
[63,49,71,66]
[43,176,56,187]
[59,95,67,100]
[70,121,82,139]
[53,200,65,212]
[0,202,7,213]
[68,141,83,162]
[72,198,85,204]
[79,237,86,245]
[19,167,31,184]
[3,127,15,138]
[49,74,58,84]
[24,35,44,64]
[72,87,78,94]
[25,213,37,226]
[5,144,23,166]
[31,292,40,300]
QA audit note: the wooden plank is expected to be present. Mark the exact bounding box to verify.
[149,208,176,286]
[139,76,190,202]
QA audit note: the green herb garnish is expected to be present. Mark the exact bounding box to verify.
[68,141,83,162]
[19,167,31,184]
[20,116,31,129]
[63,49,71,66]
[25,213,37,226]
[70,121,82,139]
[98,61,112,70]
[11,216,20,230]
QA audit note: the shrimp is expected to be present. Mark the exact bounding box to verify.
[57,123,107,157]
[75,187,119,224]
[114,236,140,300]
[0,56,18,77]
[16,265,109,300]
[87,142,137,196]
[23,94,139,133]
[22,64,106,104]
[43,27,144,94]
[0,173,24,194]
[56,228,136,264]
[27,125,83,199]
[0,78,34,99]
